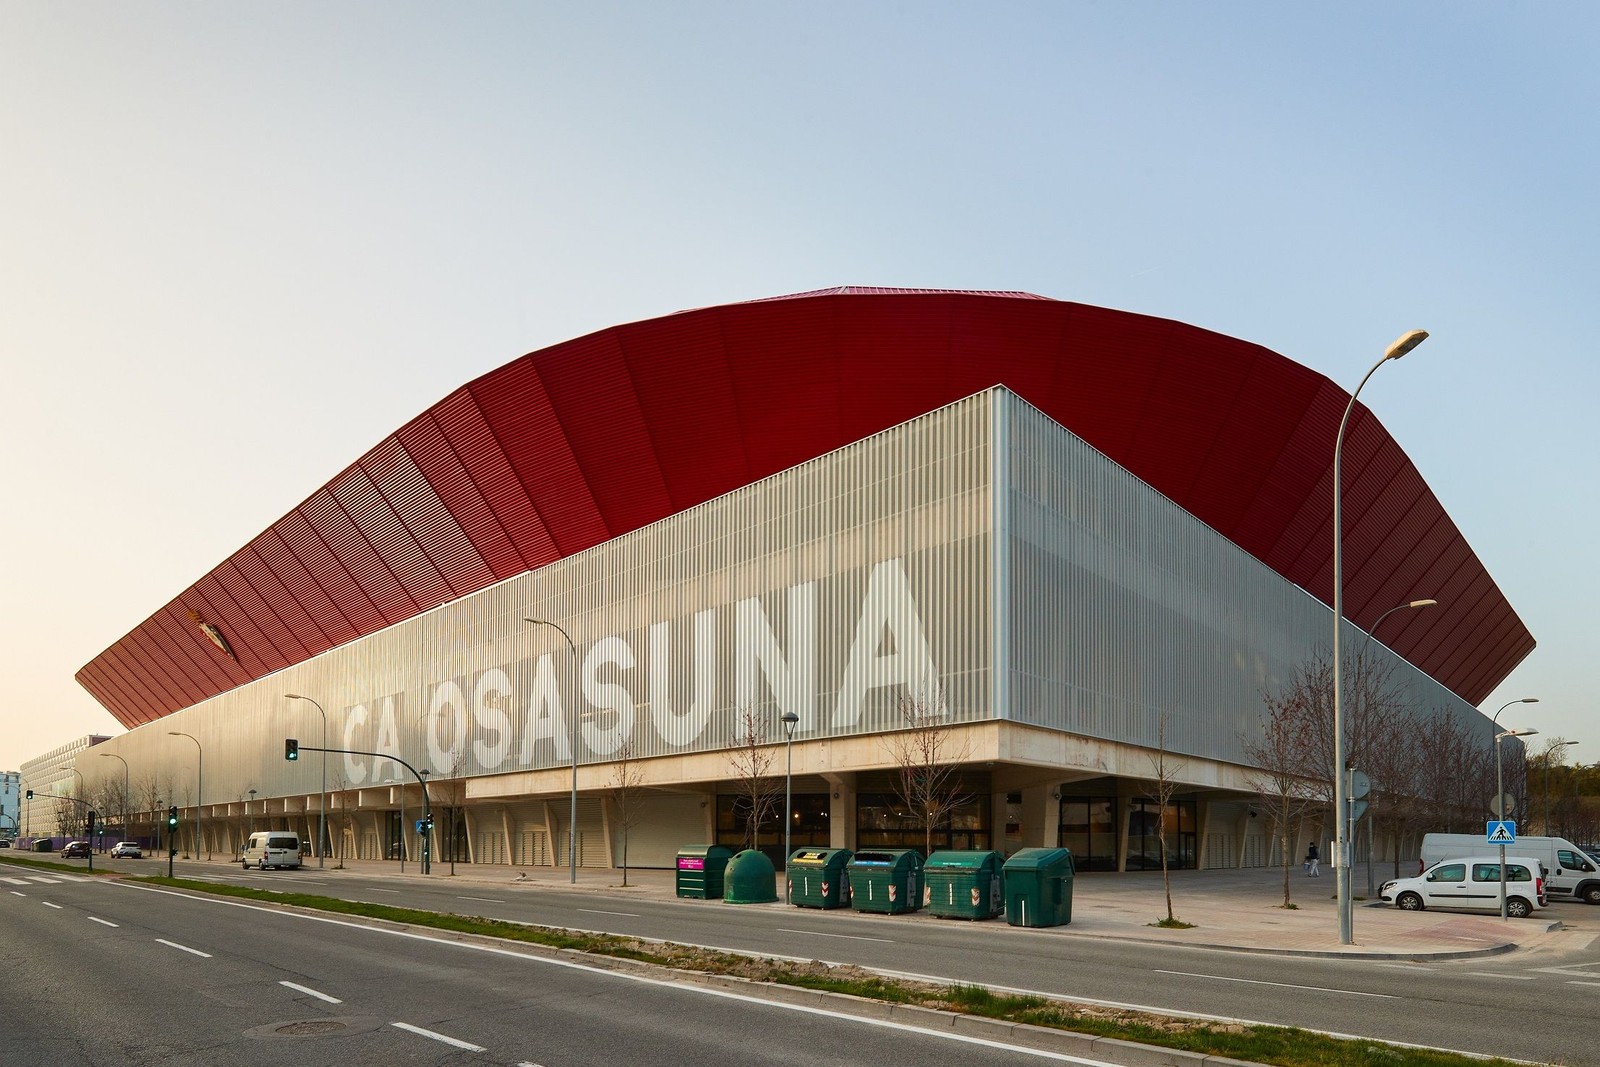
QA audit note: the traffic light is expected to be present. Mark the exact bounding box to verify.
[25,789,33,800]
[285,738,299,761]
[167,806,179,832]
[87,809,97,834]
[424,812,434,832]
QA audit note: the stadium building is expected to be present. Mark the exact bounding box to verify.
[73,289,1532,872]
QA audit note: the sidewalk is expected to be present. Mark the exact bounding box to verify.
[278,856,1583,961]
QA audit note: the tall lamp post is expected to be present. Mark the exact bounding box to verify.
[781,711,800,902]
[526,617,579,884]
[1541,740,1579,836]
[285,694,330,869]
[1332,327,1429,945]
[98,752,130,845]
[167,732,205,860]
[1495,726,1538,919]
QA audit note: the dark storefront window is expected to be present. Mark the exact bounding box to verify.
[1126,795,1197,871]
[1058,797,1118,872]
[715,793,829,868]
[856,793,990,855]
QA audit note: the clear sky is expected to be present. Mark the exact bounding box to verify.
[2,4,1593,775]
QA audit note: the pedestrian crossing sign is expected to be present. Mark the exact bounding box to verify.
[1487,820,1516,844]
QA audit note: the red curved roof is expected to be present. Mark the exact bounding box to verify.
[78,289,1533,726]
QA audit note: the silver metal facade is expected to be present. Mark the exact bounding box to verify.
[87,396,996,802]
[1002,392,1488,762]
[82,386,1493,810]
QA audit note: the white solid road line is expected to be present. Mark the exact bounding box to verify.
[368,887,400,893]
[777,928,895,943]
[458,895,506,903]
[280,981,342,1004]
[88,917,119,928]
[1152,970,1397,999]
[391,1021,487,1052]
[1568,981,1600,988]
[155,938,213,958]
[42,901,63,909]
[1465,973,1537,981]
[577,908,640,917]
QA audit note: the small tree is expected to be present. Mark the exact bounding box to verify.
[726,705,782,853]
[609,742,646,886]
[1244,679,1319,907]
[1143,714,1187,926]
[883,688,970,857]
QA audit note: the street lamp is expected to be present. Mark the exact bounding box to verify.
[1542,740,1579,836]
[1495,726,1539,920]
[99,752,130,845]
[781,711,800,902]
[167,732,205,861]
[1332,327,1428,945]
[285,694,330,869]
[248,788,257,836]
[526,617,579,884]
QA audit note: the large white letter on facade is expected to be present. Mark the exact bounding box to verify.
[582,636,636,757]
[425,679,468,772]
[518,654,570,764]
[736,581,816,729]
[472,667,513,770]
[649,611,718,747]
[834,558,943,725]
[371,695,403,783]
[343,704,369,785]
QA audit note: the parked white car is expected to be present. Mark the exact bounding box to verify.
[1382,857,1547,918]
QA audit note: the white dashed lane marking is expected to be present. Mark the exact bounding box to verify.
[391,1022,486,1052]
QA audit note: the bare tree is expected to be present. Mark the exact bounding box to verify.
[608,742,646,887]
[1243,679,1320,907]
[882,689,970,857]
[53,797,77,840]
[726,705,782,853]
[1142,714,1187,925]
[136,772,174,853]
[427,752,469,876]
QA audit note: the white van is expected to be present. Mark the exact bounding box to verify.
[1420,833,1600,905]
[1382,856,1548,917]
[242,831,302,870]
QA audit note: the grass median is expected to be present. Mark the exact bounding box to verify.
[70,869,1527,1067]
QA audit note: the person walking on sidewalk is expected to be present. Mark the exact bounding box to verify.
[1305,842,1321,877]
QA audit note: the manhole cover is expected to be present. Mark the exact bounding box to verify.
[246,1016,383,1040]
[277,1021,347,1036]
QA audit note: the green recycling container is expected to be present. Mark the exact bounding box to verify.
[675,844,733,899]
[1002,847,1075,927]
[923,850,1006,920]
[848,849,923,914]
[787,847,853,908]
[724,849,779,904]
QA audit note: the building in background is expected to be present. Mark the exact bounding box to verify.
[18,736,109,848]
[65,289,1533,871]
[1,770,20,840]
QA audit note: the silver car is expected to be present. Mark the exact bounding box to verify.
[110,841,142,858]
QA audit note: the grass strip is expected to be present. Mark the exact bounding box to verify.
[104,872,1522,1067]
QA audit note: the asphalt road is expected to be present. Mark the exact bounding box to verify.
[2,869,1128,1067]
[15,857,1600,1064]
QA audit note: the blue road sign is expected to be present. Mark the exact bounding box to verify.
[1487,820,1517,844]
